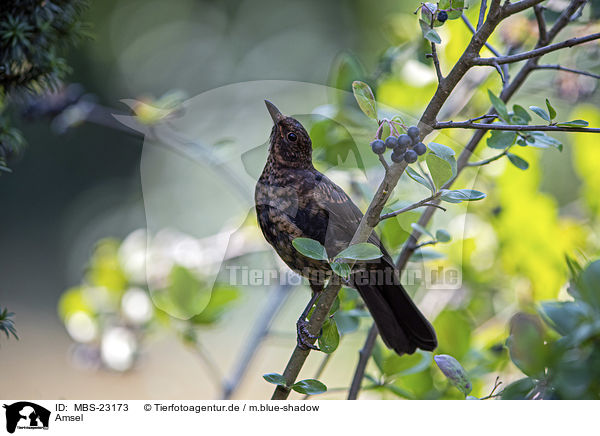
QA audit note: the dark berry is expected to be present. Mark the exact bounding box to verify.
[385,136,398,149]
[404,149,418,163]
[414,142,427,155]
[407,126,420,140]
[437,10,448,23]
[370,139,386,155]
[391,149,405,163]
[398,134,412,148]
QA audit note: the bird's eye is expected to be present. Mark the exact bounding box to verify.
[287,132,297,142]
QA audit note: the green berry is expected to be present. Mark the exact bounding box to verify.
[404,149,418,163]
[407,126,420,140]
[370,139,386,155]
[398,134,412,148]
[437,10,448,23]
[385,136,398,149]
[414,142,427,155]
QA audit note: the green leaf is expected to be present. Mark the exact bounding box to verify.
[507,313,547,378]
[292,238,328,261]
[545,98,556,121]
[420,4,437,24]
[487,130,516,149]
[333,311,360,334]
[488,90,509,121]
[419,19,441,44]
[576,260,600,309]
[434,310,472,360]
[440,189,486,203]
[529,106,551,122]
[438,0,464,20]
[406,166,435,192]
[435,229,451,243]
[434,354,472,396]
[330,261,351,279]
[539,301,589,336]
[352,81,377,120]
[291,379,328,395]
[318,318,340,353]
[426,154,454,190]
[528,132,562,151]
[500,377,536,400]
[334,243,383,261]
[411,223,434,238]
[189,285,240,325]
[411,249,445,261]
[152,265,211,320]
[513,104,531,123]
[263,373,287,386]
[383,350,432,377]
[557,119,589,128]
[506,153,529,170]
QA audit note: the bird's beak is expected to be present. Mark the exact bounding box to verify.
[265,100,285,124]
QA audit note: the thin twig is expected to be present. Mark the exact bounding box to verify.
[477,0,488,30]
[535,64,600,80]
[434,120,600,133]
[347,324,379,400]
[534,5,547,43]
[431,42,444,82]
[466,148,510,166]
[379,192,442,221]
[221,284,293,399]
[472,33,600,66]
[414,240,437,250]
[378,154,389,171]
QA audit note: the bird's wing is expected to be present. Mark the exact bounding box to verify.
[307,171,394,265]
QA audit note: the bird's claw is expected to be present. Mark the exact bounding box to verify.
[296,318,320,351]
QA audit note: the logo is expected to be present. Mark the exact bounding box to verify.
[3,402,50,434]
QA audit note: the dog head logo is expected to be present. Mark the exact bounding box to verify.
[3,402,50,433]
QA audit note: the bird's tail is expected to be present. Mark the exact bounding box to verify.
[355,277,437,355]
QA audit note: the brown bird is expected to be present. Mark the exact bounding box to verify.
[255,100,437,355]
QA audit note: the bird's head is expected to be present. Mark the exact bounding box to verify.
[265,100,312,168]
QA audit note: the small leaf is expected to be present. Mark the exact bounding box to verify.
[488,90,509,121]
[506,153,529,170]
[263,373,287,386]
[420,4,437,24]
[545,98,556,120]
[406,166,435,192]
[434,354,472,396]
[513,104,531,123]
[334,243,383,261]
[487,130,516,149]
[426,154,453,190]
[330,261,351,279]
[292,238,328,261]
[557,119,589,128]
[419,19,441,44]
[440,189,486,203]
[411,222,434,238]
[507,313,547,378]
[435,229,451,243]
[318,318,340,353]
[528,132,562,151]
[529,106,551,122]
[411,249,445,261]
[291,379,328,395]
[352,81,377,120]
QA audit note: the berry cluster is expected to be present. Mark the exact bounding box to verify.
[370,125,427,164]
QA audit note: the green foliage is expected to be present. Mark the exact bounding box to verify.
[0,0,90,170]
[292,238,328,261]
[502,259,600,399]
[262,374,328,395]
[318,318,340,353]
[352,81,378,120]
[334,243,383,261]
[0,307,18,341]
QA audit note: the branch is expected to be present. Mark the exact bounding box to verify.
[535,64,600,80]
[534,5,547,43]
[430,42,444,82]
[379,192,443,221]
[477,0,488,30]
[461,14,501,57]
[433,120,600,133]
[472,33,600,66]
[271,282,341,400]
[466,148,510,166]
[347,324,379,400]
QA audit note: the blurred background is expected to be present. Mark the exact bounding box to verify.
[1,0,600,400]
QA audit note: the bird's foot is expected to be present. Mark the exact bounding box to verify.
[296,318,320,351]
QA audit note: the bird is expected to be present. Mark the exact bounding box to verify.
[255,100,437,355]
